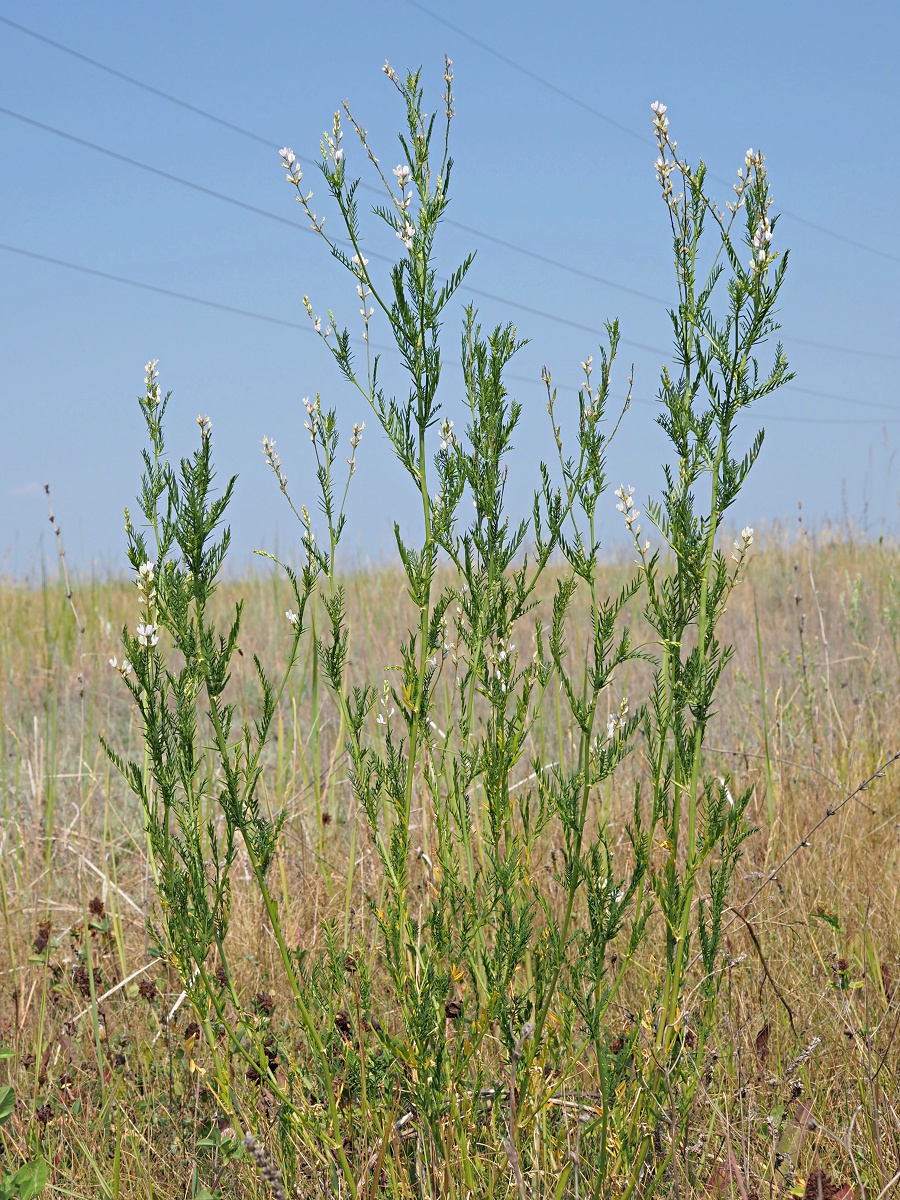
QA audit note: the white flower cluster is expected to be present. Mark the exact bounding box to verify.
[347,420,365,474]
[392,165,415,249]
[750,195,774,271]
[607,697,629,741]
[279,146,301,183]
[320,111,344,170]
[262,435,288,493]
[303,395,321,445]
[649,102,683,210]
[144,359,161,406]
[439,418,456,452]
[732,525,754,565]
[375,681,396,727]
[301,294,332,340]
[356,274,374,328]
[136,622,159,648]
[136,559,157,610]
[614,484,641,534]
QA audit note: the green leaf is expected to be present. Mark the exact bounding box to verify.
[811,907,842,933]
[0,1087,14,1124]
[11,1158,49,1200]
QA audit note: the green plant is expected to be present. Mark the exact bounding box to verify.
[0,1080,48,1200]
[106,63,793,1199]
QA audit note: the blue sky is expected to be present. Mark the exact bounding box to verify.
[1,0,898,575]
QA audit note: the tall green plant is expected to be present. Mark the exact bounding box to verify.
[107,65,791,1200]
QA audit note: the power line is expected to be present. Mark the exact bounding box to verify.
[9,100,899,413]
[4,11,900,337]
[0,105,310,235]
[0,104,671,359]
[0,240,316,332]
[3,239,898,425]
[401,0,900,268]
[0,14,274,149]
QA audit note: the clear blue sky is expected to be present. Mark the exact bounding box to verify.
[1,0,898,575]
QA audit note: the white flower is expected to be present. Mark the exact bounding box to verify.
[279,147,295,166]
[397,221,415,250]
[614,484,635,511]
[334,148,343,163]
[615,485,640,527]
[732,526,754,563]
[650,101,667,115]
[393,164,412,186]
[136,622,158,648]
[351,253,369,270]
[607,713,619,741]
[285,609,299,627]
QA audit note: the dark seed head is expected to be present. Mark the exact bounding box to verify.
[334,1010,352,1040]
[444,999,463,1020]
[254,991,275,1017]
[33,919,52,955]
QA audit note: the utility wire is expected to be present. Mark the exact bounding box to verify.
[0,105,310,235]
[3,10,900,356]
[0,14,274,149]
[4,102,897,417]
[401,0,900,268]
[0,240,316,332]
[0,103,671,357]
[3,239,898,425]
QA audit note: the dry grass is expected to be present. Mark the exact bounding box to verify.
[1,532,899,1198]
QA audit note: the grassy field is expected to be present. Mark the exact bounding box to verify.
[1,531,899,1199]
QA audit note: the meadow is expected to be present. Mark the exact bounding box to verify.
[1,532,899,1199]
[3,61,897,1200]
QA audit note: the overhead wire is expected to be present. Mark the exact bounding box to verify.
[2,10,899,358]
[401,0,900,267]
[4,240,899,426]
[0,21,897,422]
[2,102,896,420]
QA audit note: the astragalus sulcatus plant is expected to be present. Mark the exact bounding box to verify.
[107,65,791,1200]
